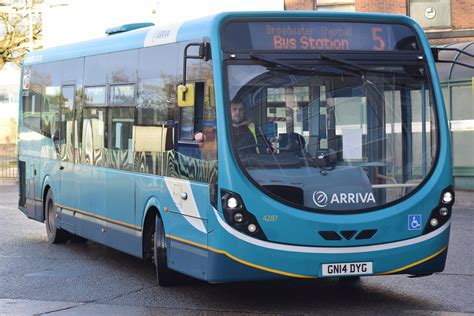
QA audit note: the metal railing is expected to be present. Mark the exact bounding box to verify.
[0,140,17,179]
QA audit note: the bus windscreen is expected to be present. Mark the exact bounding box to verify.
[223,21,419,52]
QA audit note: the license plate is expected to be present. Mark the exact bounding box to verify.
[322,261,373,277]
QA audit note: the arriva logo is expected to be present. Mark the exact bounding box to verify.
[313,190,376,208]
[313,191,329,207]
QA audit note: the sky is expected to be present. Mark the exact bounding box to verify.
[42,0,284,47]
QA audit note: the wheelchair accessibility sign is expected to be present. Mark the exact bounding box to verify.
[408,214,422,230]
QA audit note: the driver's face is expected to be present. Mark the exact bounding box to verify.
[231,102,245,124]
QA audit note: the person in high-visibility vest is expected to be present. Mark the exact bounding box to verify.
[230,100,268,154]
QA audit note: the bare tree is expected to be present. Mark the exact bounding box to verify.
[0,1,42,70]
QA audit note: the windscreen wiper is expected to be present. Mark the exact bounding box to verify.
[249,52,318,73]
[320,53,419,77]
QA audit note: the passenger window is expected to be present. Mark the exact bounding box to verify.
[84,86,106,106]
[81,108,105,166]
[61,58,84,163]
[110,84,135,105]
[135,44,178,176]
[22,89,41,133]
[104,107,134,170]
[82,80,106,166]
[40,62,61,142]
[137,45,177,126]
[22,66,41,133]
[84,54,108,86]
[60,85,75,162]
[109,50,138,84]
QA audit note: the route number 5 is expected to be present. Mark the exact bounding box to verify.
[372,27,385,51]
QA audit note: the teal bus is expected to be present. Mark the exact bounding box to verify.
[18,11,454,285]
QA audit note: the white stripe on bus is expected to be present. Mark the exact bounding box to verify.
[213,207,449,254]
[164,178,207,233]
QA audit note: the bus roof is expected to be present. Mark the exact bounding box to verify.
[22,11,422,66]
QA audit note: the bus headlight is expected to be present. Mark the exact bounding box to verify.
[221,189,267,240]
[423,187,454,235]
[227,197,239,209]
[442,192,453,204]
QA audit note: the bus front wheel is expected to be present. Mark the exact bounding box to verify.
[153,215,178,286]
[45,190,69,244]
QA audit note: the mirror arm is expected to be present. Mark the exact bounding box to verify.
[182,42,211,86]
[431,47,474,69]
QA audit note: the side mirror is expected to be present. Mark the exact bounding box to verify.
[177,83,195,107]
[199,42,211,61]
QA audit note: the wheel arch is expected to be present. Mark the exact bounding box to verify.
[141,196,165,261]
[41,175,53,222]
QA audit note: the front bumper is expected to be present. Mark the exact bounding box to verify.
[202,209,450,282]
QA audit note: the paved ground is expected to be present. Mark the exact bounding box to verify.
[0,181,473,315]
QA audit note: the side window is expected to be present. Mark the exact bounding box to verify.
[137,45,177,126]
[135,44,178,175]
[62,58,84,164]
[82,54,108,166]
[60,86,75,162]
[22,66,41,133]
[105,50,138,170]
[84,86,106,106]
[82,107,105,166]
[175,42,217,183]
[40,62,61,145]
[106,107,134,150]
[202,79,217,161]
[84,54,108,85]
[110,84,134,105]
[22,91,41,132]
[179,82,205,141]
[105,99,135,170]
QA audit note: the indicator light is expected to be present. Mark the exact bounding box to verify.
[430,218,439,227]
[234,213,244,223]
[439,207,449,217]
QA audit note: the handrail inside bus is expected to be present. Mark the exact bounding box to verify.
[372,183,419,188]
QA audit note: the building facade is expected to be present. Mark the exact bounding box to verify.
[285,0,474,44]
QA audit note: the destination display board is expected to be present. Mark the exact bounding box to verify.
[223,21,418,52]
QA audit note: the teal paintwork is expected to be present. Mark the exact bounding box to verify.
[18,11,452,282]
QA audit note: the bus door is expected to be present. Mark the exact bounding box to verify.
[164,42,216,277]
[58,85,76,232]
[173,78,209,228]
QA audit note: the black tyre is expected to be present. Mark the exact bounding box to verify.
[153,215,178,286]
[45,190,70,244]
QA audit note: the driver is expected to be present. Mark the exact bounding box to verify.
[230,98,268,154]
